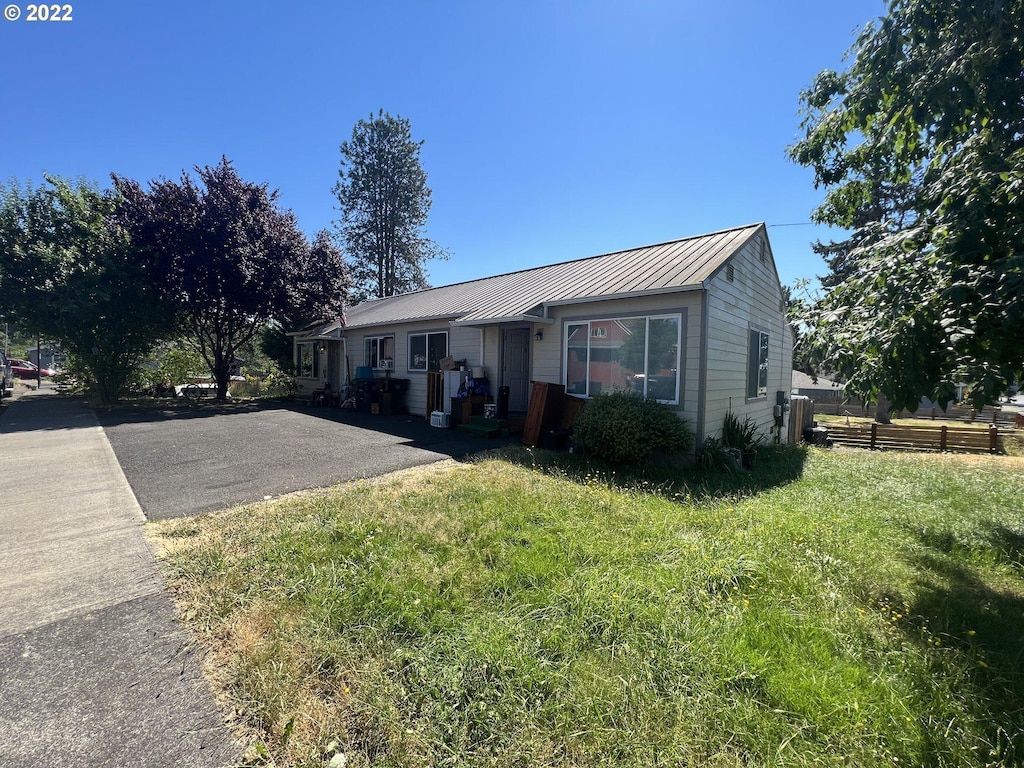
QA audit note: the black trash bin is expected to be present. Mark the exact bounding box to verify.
[497,385,510,419]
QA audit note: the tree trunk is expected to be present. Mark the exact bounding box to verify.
[875,392,892,424]
[213,348,231,401]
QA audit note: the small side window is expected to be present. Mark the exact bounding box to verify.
[747,329,769,399]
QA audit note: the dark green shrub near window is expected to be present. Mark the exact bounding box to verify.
[573,391,694,464]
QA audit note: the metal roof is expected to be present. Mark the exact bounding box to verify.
[343,223,763,329]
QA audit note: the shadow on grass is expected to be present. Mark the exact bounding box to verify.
[904,523,1024,764]
[487,442,810,505]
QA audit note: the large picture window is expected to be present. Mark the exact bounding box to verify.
[297,342,321,379]
[365,335,395,370]
[747,328,769,398]
[408,331,448,372]
[564,314,681,404]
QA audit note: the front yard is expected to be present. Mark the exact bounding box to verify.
[150,446,1024,767]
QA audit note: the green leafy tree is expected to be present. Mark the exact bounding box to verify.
[116,158,347,401]
[784,281,827,378]
[789,0,1024,413]
[145,341,208,394]
[0,177,174,403]
[334,110,446,302]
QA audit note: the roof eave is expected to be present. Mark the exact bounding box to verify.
[541,283,706,311]
[343,313,465,332]
[292,328,345,342]
[451,314,557,328]
[286,320,344,338]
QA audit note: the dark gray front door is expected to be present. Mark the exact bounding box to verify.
[502,328,531,412]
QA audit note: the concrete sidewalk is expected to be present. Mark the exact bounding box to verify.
[0,391,239,767]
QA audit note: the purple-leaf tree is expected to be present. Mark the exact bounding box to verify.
[116,157,346,400]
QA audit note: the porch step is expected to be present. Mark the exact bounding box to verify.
[457,416,502,438]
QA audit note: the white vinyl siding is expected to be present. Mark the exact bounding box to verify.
[704,231,793,442]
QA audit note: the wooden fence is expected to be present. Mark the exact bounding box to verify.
[826,422,1004,454]
[813,401,1021,428]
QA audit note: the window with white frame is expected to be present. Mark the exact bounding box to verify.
[564,314,681,404]
[408,331,448,372]
[365,335,395,370]
[747,328,769,398]
[296,342,321,378]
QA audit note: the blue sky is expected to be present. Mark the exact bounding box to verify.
[1,0,885,291]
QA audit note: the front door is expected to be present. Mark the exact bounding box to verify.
[502,328,531,412]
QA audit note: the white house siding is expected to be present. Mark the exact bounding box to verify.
[342,321,528,417]
[703,232,794,443]
[342,321,450,417]
[448,325,495,376]
[483,326,500,380]
[533,292,704,433]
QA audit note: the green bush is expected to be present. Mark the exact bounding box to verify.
[262,367,297,398]
[573,391,694,464]
[721,411,764,452]
[695,435,739,471]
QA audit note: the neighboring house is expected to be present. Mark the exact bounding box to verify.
[791,370,969,413]
[28,345,67,371]
[290,223,794,446]
[791,370,848,403]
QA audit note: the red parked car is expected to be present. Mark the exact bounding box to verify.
[8,358,56,379]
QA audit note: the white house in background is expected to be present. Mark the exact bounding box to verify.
[290,223,794,446]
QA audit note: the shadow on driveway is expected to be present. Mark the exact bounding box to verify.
[98,401,515,520]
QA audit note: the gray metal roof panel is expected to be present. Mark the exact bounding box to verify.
[342,223,763,329]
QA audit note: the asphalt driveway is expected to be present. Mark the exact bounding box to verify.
[99,402,512,520]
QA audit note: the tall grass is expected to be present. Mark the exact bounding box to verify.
[150,447,1024,767]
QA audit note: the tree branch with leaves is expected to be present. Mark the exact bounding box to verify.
[790,0,1024,412]
[0,177,175,404]
[116,158,348,400]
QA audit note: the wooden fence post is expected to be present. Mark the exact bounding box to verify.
[989,425,998,454]
[940,425,948,452]
[870,422,878,451]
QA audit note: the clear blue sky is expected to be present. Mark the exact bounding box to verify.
[1,0,886,290]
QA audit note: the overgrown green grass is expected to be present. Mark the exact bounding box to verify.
[150,447,1024,767]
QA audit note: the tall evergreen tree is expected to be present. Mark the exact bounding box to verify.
[334,110,445,302]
